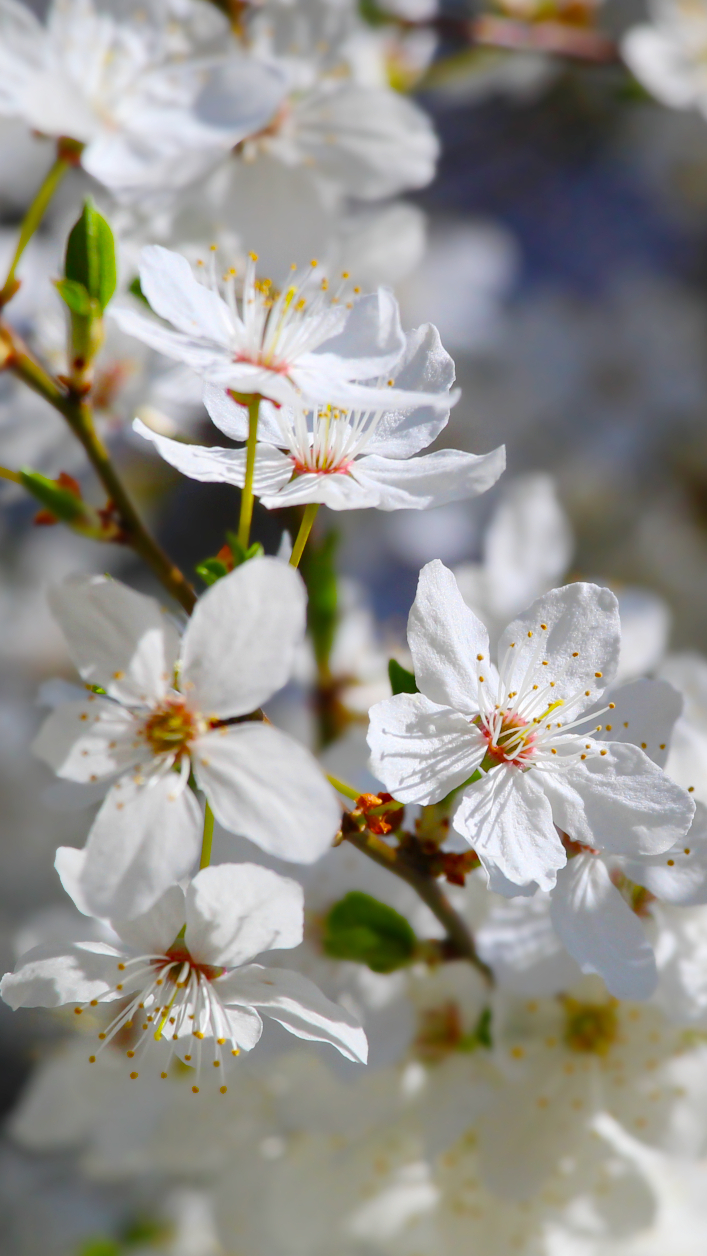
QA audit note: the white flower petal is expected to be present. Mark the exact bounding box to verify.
[260,468,380,511]
[497,583,621,714]
[133,420,293,494]
[622,800,707,906]
[194,723,340,864]
[1,940,124,1010]
[32,699,142,782]
[185,863,303,968]
[220,964,368,1063]
[113,885,187,955]
[367,693,486,804]
[78,771,202,921]
[454,767,566,894]
[180,557,306,718]
[408,560,495,715]
[476,893,582,995]
[541,741,695,857]
[48,574,179,706]
[549,855,657,1000]
[202,384,285,445]
[312,289,404,380]
[591,678,682,768]
[111,306,230,372]
[363,324,456,459]
[138,245,234,345]
[351,446,505,511]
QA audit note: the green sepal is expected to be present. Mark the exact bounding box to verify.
[55,277,96,318]
[300,529,338,671]
[225,532,264,567]
[388,658,418,695]
[195,557,230,587]
[128,275,149,305]
[323,891,418,973]
[65,200,116,312]
[458,1006,493,1053]
[20,469,84,523]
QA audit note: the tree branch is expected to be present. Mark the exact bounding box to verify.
[0,321,196,615]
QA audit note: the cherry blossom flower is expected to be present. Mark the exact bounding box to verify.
[112,245,461,413]
[0,0,287,198]
[368,561,695,896]
[33,558,340,920]
[132,322,504,512]
[0,861,368,1089]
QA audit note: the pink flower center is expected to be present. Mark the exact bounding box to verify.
[480,712,537,767]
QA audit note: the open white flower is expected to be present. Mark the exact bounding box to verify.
[112,245,459,414]
[0,861,368,1089]
[368,561,695,896]
[33,558,340,920]
[0,0,287,197]
[133,323,504,512]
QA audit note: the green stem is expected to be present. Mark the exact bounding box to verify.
[0,465,21,484]
[200,800,215,869]
[238,395,260,549]
[342,825,493,983]
[290,502,319,568]
[327,774,360,802]
[0,155,70,305]
[0,321,196,614]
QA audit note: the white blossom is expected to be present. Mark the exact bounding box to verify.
[368,561,694,896]
[133,321,505,513]
[623,0,707,114]
[0,861,368,1088]
[113,244,458,415]
[0,0,287,198]
[33,558,341,920]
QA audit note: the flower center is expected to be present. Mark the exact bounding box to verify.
[142,696,200,759]
[563,998,619,1056]
[479,711,537,768]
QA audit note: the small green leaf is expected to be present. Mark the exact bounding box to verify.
[20,469,84,523]
[388,658,417,696]
[323,891,417,973]
[55,277,93,316]
[196,557,229,587]
[65,200,116,312]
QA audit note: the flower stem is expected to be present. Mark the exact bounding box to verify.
[0,465,21,484]
[327,774,360,802]
[200,800,215,870]
[0,154,70,306]
[238,395,260,549]
[0,320,196,614]
[342,823,493,984]
[290,502,319,568]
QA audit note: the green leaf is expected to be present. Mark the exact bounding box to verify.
[195,557,229,587]
[20,469,84,523]
[323,891,417,973]
[474,1005,493,1049]
[300,529,338,671]
[55,277,93,316]
[65,200,116,312]
[388,658,417,695]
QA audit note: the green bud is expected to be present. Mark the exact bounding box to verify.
[323,891,418,973]
[65,200,117,312]
[195,557,230,587]
[388,658,417,695]
[77,1240,120,1256]
[55,277,94,317]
